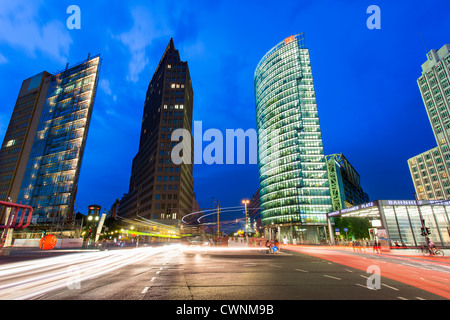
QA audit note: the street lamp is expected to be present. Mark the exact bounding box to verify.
[242,200,250,236]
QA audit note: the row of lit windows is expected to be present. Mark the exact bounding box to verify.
[154,203,178,209]
[155,185,178,191]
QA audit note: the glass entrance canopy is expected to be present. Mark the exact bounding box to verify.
[328,200,450,248]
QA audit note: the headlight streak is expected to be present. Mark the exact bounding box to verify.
[0,245,182,300]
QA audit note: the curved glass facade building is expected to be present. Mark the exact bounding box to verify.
[254,33,332,243]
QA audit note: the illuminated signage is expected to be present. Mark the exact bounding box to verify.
[386,200,417,206]
[361,202,375,209]
[371,220,382,227]
[328,201,377,217]
[284,35,295,45]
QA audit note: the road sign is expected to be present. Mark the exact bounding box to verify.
[272,246,278,252]
[344,228,348,232]
[335,228,339,232]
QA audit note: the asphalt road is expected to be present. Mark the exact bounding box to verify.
[23,245,447,301]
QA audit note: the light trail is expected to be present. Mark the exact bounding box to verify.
[0,244,183,300]
[181,206,246,223]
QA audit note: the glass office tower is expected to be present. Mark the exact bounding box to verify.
[17,55,101,222]
[254,33,332,244]
[0,71,52,223]
[326,153,369,211]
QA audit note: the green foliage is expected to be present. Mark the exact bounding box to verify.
[333,216,371,239]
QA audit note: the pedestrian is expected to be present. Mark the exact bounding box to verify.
[377,240,382,254]
[373,240,380,254]
[265,239,272,254]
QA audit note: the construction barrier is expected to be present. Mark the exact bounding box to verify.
[13,238,83,249]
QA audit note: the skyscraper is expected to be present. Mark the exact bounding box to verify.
[326,153,369,211]
[13,54,101,223]
[119,38,194,228]
[254,33,332,244]
[408,44,450,200]
[0,71,52,222]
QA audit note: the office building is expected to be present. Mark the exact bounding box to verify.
[409,44,450,200]
[326,153,369,211]
[0,71,52,222]
[254,33,332,244]
[119,38,194,229]
[1,54,101,224]
[408,147,448,200]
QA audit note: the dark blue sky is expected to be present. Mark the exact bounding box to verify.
[0,0,449,230]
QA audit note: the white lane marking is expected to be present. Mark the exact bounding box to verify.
[345,269,353,273]
[269,265,282,268]
[382,284,399,291]
[416,297,426,300]
[295,269,309,273]
[324,275,341,281]
[398,296,408,300]
[156,271,161,275]
[150,277,156,282]
[141,287,149,294]
[356,283,376,290]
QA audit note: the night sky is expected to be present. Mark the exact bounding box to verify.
[0,0,449,231]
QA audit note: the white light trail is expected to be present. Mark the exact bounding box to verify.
[0,245,183,300]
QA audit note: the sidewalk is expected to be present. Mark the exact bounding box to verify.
[387,248,450,256]
[282,244,450,259]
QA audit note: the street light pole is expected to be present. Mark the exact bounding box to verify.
[216,201,220,239]
[414,193,430,236]
[242,200,249,236]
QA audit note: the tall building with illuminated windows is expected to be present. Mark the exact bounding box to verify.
[325,153,369,211]
[13,54,101,223]
[408,44,450,200]
[254,33,332,244]
[119,38,194,229]
[0,71,52,223]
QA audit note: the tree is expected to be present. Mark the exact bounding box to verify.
[333,217,371,240]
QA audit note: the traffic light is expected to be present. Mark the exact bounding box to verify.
[42,230,47,237]
[421,227,431,236]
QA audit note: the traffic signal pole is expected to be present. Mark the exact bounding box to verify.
[414,193,431,237]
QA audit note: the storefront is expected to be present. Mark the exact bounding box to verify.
[327,200,450,248]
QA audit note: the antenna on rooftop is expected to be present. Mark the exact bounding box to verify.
[420,33,430,58]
